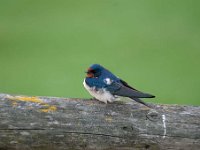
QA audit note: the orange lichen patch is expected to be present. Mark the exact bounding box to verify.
[41,103,49,107]
[15,96,43,103]
[6,95,57,113]
[40,105,57,113]
[12,101,18,107]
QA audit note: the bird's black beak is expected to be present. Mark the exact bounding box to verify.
[85,68,94,78]
[85,68,92,74]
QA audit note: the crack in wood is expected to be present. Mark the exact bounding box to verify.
[0,128,198,140]
[63,131,124,139]
[0,93,200,149]
[0,128,45,131]
[139,133,200,140]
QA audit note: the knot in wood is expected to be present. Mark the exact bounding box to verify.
[146,110,160,121]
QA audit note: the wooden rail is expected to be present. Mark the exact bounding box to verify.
[0,93,199,150]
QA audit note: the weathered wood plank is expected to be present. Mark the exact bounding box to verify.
[0,93,199,150]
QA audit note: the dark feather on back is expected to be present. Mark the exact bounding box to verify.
[120,79,138,91]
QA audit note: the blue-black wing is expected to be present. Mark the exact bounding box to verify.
[107,80,155,107]
[107,81,154,98]
[119,79,138,91]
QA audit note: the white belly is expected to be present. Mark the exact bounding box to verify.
[83,79,115,104]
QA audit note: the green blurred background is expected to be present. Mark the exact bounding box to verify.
[0,0,200,105]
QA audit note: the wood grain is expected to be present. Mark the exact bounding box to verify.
[0,93,199,150]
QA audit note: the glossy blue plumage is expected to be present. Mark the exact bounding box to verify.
[83,64,155,107]
[85,64,120,90]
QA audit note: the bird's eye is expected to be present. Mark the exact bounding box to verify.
[90,70,96,73]
[86,69,96,78]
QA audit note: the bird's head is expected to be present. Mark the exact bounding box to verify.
[85,64,104,78]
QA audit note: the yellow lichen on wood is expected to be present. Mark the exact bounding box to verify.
[15,96,43,103]
[140,107,151,111]
[6,95,57,113]
[12,101,18,107]
[40,106,57,113]
[7,95,43,103]
[105,116,113,123]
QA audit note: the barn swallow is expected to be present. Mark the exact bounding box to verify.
[83,64,155,107]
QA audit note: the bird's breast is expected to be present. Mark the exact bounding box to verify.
[83,79,115,103]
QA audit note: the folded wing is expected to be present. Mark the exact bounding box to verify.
[106,80,155,107]
[108,81,155,98]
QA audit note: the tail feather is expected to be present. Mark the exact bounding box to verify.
[143,93,155,98]
[131,97,151,108]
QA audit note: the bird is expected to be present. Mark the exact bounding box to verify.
[83,64,155,107]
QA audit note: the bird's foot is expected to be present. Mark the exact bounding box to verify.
[90,97,105,104]
[90,97,98,101]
